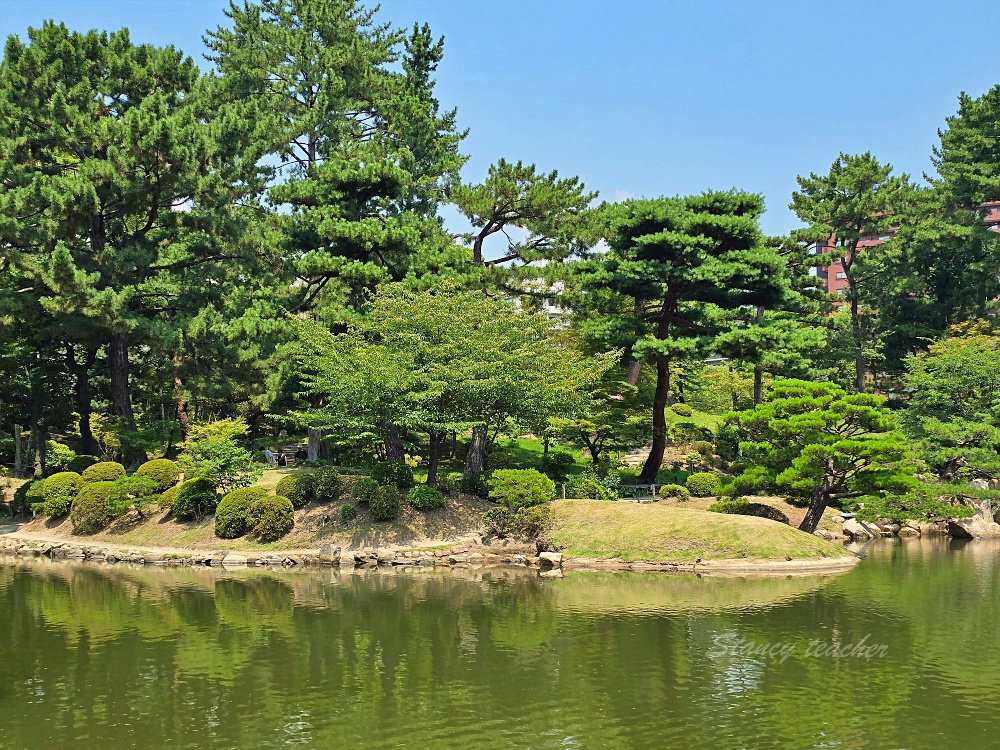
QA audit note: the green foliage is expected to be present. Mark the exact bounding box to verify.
[692,440,714,457]
[482,504,553,540]
[708,499,790,524]
[247,495,295,542]
[172,478,219,521]
[371,462,415,489]
[459,472,489,498]
[565,474,613,501]
[352,477,379,503]
[339,503,358,526]
[407,485,445,510]
[81,462,126,484]
[539,451,576,483]
[215,487,269,539]
[849,484,976,525]
[369,485,401,522]
[275,474,315,509]
[436,472,462,493]
[44,441,77,474]
[686,472,721,497]
[311,466,344,501]
[179,421,264,493]
[159,484,182,513]
[658,484,690,501]
[67,455,98,474]
[107,475,159,518]
[670,403,694,417]
[31,472,83,517]
[12,481,42,515]
[488,469,555,510]
[135,459,180,493]
[70,482,120,534]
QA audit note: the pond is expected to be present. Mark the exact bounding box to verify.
[0,539,997,749]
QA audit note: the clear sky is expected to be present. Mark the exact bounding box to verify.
[1,0,996,236]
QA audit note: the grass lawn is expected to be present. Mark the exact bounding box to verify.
[547,499,852,564]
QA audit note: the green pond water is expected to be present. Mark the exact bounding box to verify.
[0,539,997,749]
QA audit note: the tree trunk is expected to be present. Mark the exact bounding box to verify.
[626,359,642,386]
[382,421,405,462]
[13,425,24,478]
[845,261,865,393]
[173,369,191,440]
[464,425,489,476]
[426,432,443,485]
[639,357,670,484]
[109,333,144,466]
[753,366,764,405]
[798,488,828,533]
[67,344,99,455]
[307,428,321,462]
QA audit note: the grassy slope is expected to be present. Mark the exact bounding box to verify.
[547,499,852,563]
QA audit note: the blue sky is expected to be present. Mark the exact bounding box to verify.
[1,0,996,236]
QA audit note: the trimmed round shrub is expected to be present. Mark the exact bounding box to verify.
[215,487,268,539]
[159,484,181,511]
[659,483,690,501]
[691,440,714,457]
[172,477,219,520]
[709,499,790,525]
[70,481,119,533]
[312,466,344,501]
[339,503,357,525]
[686,472,721,497]
[247,494,295,542]
[352,476,379,503]
[488,469,555,510]
[459,472,489,498]
[45,441,77,474]
[11,480,40,515]
[369,485,401,522]
[539,451,576,483]
[82,461,126,484]
[136,459,180,493]
[67,455,98,474]
[408,485,446,510]
[670,402,694,417]
[371,462,415,489]
[436,473,461,493]
[33,471,84,517]
[275,473,314,509]
[566,475,612,501]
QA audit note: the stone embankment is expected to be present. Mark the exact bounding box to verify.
[0,536,564,570]
[828,497,1000,542]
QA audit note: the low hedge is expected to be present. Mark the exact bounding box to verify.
[371,462,415,489]
[172,478,219,520]
[686,472,721,497]
[408,485,446,510]
[70,481,120,533]
[488,469,555,510]
[566,475,612,501]
[215,487,269,539]
[32,471,84,517]
[246,494,295,542]
[311,466,343,501]
[658,483,690,501]
[369,485,401,522]
[136,459,180,493]
[352,477,379,503]
[82,461,126,484]
[275,473,314,509]
[708,499,790,525]
[482,504,553,540]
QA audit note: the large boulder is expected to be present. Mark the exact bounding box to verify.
[319,543,341,564]
[539,551,563,567]
[947,514,1000,538]
[843,518,879,540]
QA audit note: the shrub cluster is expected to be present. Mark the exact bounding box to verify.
[488,469,555,510]
[172,477,219,520]
[31,471,83,517]
[67,455,98,474]
[565,474,613,501]
[539,451,576,483]
[45,441,77,473]
[70,481,119,533]
[246,494,295,542]
[352,476,379,503]
[159,483,182,511]
[459,472,488,498]
[369,485,401,521]
[339,503,357,525]
[215,487,268,539]
[686,472,721,497]
[275,473,314,508]
[11,480,39,515]
[482,504,553,540]
[436,473,462,493]
[708,499,790,524]
[136,459,180,493]
[311,466,343,501]
[408,485,446,510]
[658,483,690,501]
[371,461,415,489]
[82,461,126,484]
[670,402,694,417]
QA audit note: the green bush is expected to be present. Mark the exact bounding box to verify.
[136,459,180,493]
[488,469,555,510]
[708,499,789,524]
[691,440,714,457]
[107,475,159,517]
[70,481,120,533]
[275,473,314,508]
[67,454,99,474]
[670,402,694,417]
[32,472,84,517]
[215,487,268,539]
[482,504,553,540]
[352,476,379,503]
[408,485,446,510]
[339,503,357,525]
[82,461,126,484]
[659,483,690,501]
[436,473,462,493]
[686,472,720,497]
[172,478,219,520]
[371,462,415,489]
[11,480,39,515]
[369,485,401,521]
[247,494,295,542]
[45,441,77,473]
[482,506,513,537]
[565,474,613,501]
[539,451,576,483]
[459,472,489,498]
[159,484,181,512]
[311,466,343,500]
